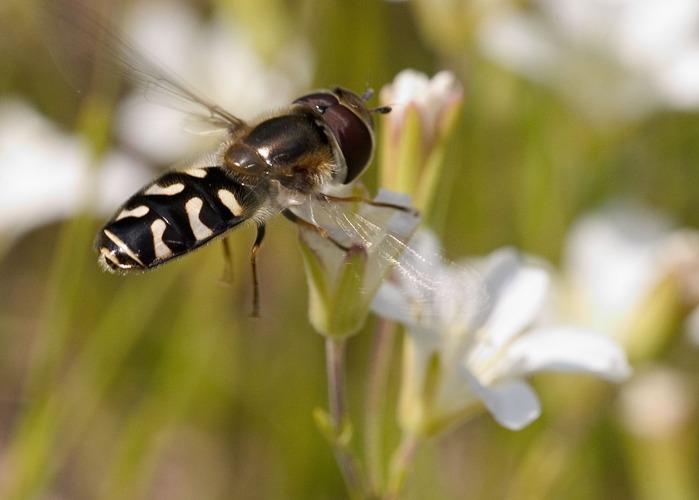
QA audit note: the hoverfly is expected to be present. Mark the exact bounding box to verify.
[97,87,396,315]
[50,2,411,316]
[97,86,388,271]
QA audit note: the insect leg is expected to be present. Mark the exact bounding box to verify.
[249,224,266,317]
[282,209,351,251]
[318,194,419,216]
[219,238,234,286]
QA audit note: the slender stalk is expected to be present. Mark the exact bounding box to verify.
[386,433,421,499]
[325,337,365,498]
[364,319,397,494]
[326,337,346,426]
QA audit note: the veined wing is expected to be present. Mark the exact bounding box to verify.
[44,0,245,130]
[290,187,488,317]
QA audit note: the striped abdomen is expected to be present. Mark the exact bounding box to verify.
[97,166,266,272]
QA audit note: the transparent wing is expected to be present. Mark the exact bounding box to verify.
[44,0,245,130]
[290,187,488,319]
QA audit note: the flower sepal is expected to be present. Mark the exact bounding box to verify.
[300,239,369,338]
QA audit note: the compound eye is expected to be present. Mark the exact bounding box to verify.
[320,105,373,183]
[294,93,338,114]
[294,91,374,183]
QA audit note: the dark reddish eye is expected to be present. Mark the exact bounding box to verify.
[294,91,374,184]
[320,105,373,183]
[294,93,338,114]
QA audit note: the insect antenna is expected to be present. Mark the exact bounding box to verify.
[370,105,391,114]
[359,87,391,114]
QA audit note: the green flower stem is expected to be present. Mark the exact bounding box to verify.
[364,318,397,494]
[386,432,421,498]
[326,337,347,429]
[325,337,366,498]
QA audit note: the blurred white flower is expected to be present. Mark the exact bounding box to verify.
[563,205,671,333]
[380,69,463,155]
[116,1,314,164]
[0,98,151,246]
[478,0,699,120]
[561,204,699,358]
[618,367,695,439]
[378,69,463,210]
[372,230,630,434]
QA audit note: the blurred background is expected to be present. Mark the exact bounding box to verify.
[1,0,699,498]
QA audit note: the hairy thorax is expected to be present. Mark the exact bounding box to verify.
[222,111,338,195]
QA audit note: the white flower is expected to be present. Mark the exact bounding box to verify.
[378,70,463,211]
[561,203,699,358]
[0,98,150,247]
[115,1,314,164]
[477,0,699,120]
[562,204,672,335]
[372,230,630,434]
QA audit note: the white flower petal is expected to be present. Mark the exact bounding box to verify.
[484,265,550,347]
[380,69,462,140]
[466,248,519,328]
[469,373,542,430]
[371,281,414,325]
[384,69,428,101]
[504,326,632,382]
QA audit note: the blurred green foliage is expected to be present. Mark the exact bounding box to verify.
[0,0,698,498]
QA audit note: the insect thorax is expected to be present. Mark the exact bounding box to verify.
[222,109,339,195]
